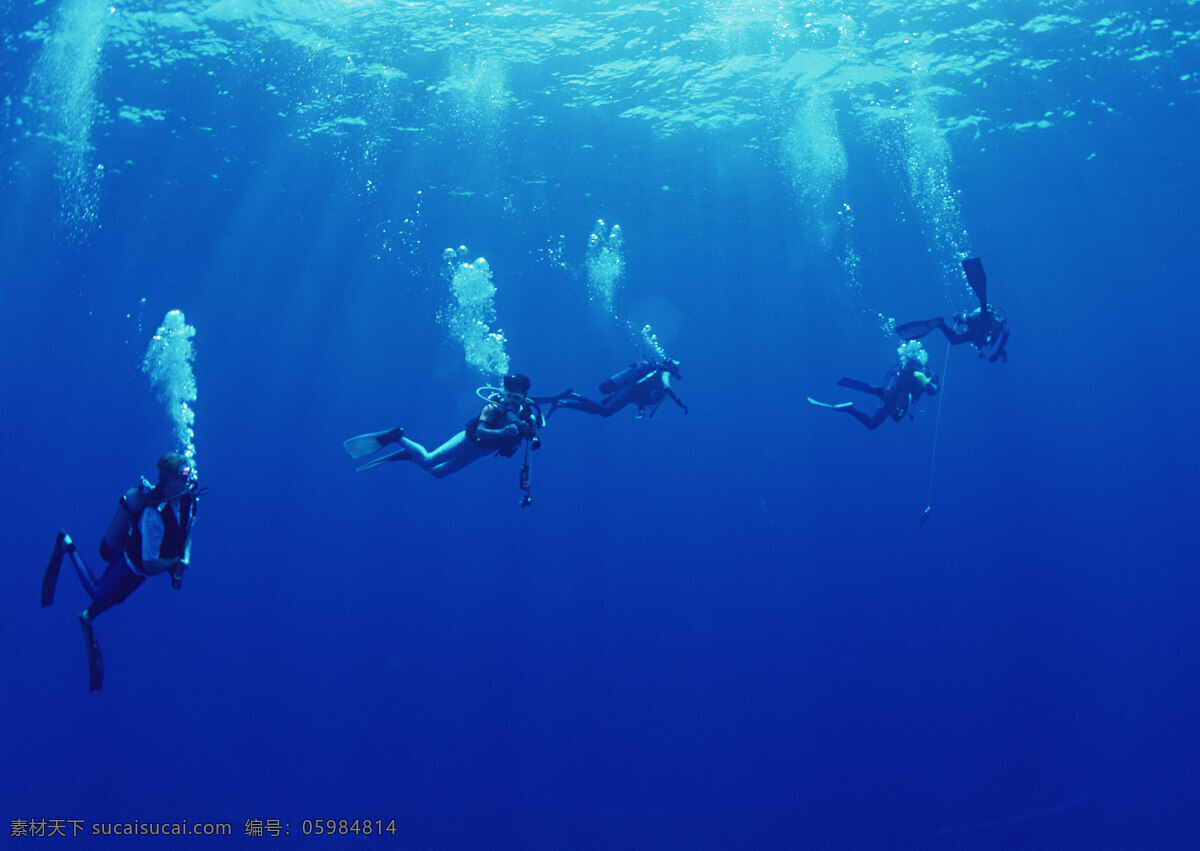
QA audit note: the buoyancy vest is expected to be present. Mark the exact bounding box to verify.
[466,402,540,457]
[124,493,196,573]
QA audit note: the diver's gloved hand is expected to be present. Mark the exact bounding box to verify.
[516,421,541,447]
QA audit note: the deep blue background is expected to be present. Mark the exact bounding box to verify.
[3,2,1199,847]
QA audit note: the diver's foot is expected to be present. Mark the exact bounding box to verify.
[380,427,404,445]
[548,390,575,411]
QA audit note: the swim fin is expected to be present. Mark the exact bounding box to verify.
[895,318,944,341]
[962,257,987,306]
[80,614,103,692]
[343,427,403,459]
[807,397,853,410]
[42,531,69,608]
[836,378,885,399]
[355,444,410,471]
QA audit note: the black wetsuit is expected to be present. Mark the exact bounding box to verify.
[539,363,687,419]
[842,362,939,430]
[85,494,194,619]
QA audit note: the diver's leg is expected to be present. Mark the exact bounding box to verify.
[402,433,487,478]
[425,434,490,478]
[396,436,436,469]
[844,405,888,430]
[896,318,945,340]
[552,393,608,417]
[596,386,637,417]
[939,321,973,345]
[83,562,144,621]
[835,378,886,400]
[62,534,99,598]
[535,390,595,418]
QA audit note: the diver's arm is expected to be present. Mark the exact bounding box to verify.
[665,387,688,413]
[644,372,687,416]
[141,554,183,575]
[476,404,520,440]
[475,422,519,441]
[660,375,688,413]
[943,326,973,345]
[989,326,1010,363]
[539,391,606,417]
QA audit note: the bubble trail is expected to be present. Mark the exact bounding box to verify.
[143,310,198,469]
[442,245,510,378]
[25,0,109,242]
[897,88,974,307]
[585,220,624,319]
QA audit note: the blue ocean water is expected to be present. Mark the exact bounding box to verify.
[2,0,1199,846]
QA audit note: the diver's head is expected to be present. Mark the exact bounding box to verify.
[503,373,531,395]
[157,452,196,498]
[662,358,682,379]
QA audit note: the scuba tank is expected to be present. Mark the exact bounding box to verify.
[599,361,652,396]
[99,480,152,563]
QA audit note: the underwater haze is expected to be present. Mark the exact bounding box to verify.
[3,0,1199,846]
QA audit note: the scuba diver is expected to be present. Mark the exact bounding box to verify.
[537,358,688,420]
[41,453,199,691]
[896,257,1009,363]
[809,341,940,430]
[344,372,543,481]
